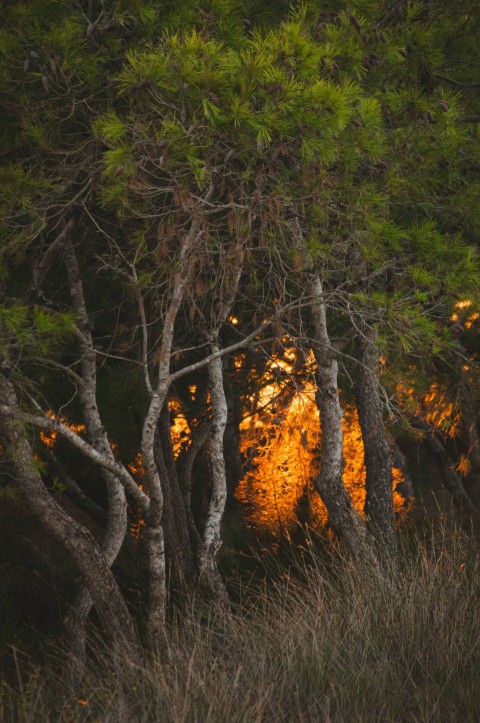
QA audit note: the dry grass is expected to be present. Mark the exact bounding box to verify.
[2,526,480,722]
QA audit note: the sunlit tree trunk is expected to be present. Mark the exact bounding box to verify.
[0,372,138,656]
[355,328,396,552]
[307,273,373,560]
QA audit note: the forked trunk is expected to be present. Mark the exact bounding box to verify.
[142,225,199,645]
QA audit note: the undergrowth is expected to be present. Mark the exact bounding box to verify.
[1,525,479,722]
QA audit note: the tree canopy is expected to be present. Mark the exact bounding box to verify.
[1,0,480,654]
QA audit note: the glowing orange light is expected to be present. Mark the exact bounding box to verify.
[451,299,478,329]
[39,411,85,448]
[236,352,410,538]
[169,398,191,458]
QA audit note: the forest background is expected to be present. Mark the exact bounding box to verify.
[1,0,480,720]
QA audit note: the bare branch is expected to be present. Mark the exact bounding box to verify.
[1,406,150,511]
[31,216,77,294]
[435,73,480,88]
[170,321,274,383]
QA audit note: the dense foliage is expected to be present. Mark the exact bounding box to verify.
[1,0,479,684]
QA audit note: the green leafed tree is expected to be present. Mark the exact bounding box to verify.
[1,0,480,654]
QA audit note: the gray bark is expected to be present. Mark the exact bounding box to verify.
[307,273,374,560]
[197,249,243,608]
[155,405,195,593]
[199,345,230,609]
[62,240,128,661]
[142,223,199,645]
[0,372,138,656]
[355,329,396,552]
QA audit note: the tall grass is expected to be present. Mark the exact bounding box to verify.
[2,526,479,722]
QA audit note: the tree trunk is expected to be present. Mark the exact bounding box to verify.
[62,239,128,661]
[142,225,199,646]
[307,273,374,561]
[177,420,211,556]
[0,372,139,657]
[199,345,230,609]
[155,404,195,594]
[355,329,396,552]
[224,376,245,497]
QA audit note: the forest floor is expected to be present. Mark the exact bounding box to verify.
[1,516,479,723]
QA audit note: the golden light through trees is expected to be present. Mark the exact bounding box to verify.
[39,330,477,545]
[235,348,411,539]
[236,374,409,539]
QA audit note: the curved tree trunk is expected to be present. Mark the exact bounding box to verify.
[354,328,396,552]
[62,239,128,662]
[0,372,138,657]
[196,246,244,609]
[307,273,374,562]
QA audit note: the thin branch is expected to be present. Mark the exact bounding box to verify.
[169,321,274,383]
[131,268,153,395]
[1,406,150,511]
[31,216,77,294]
[435,73,480,88]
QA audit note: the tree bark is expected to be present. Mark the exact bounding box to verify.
[177,420,211,555]
[199,345,230,609]
[62,239,128,661]
[307,273,374,561]
[155,404,195,593]
[142,223,199,646]
[355,329,396,552]
[0,372,139,657]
